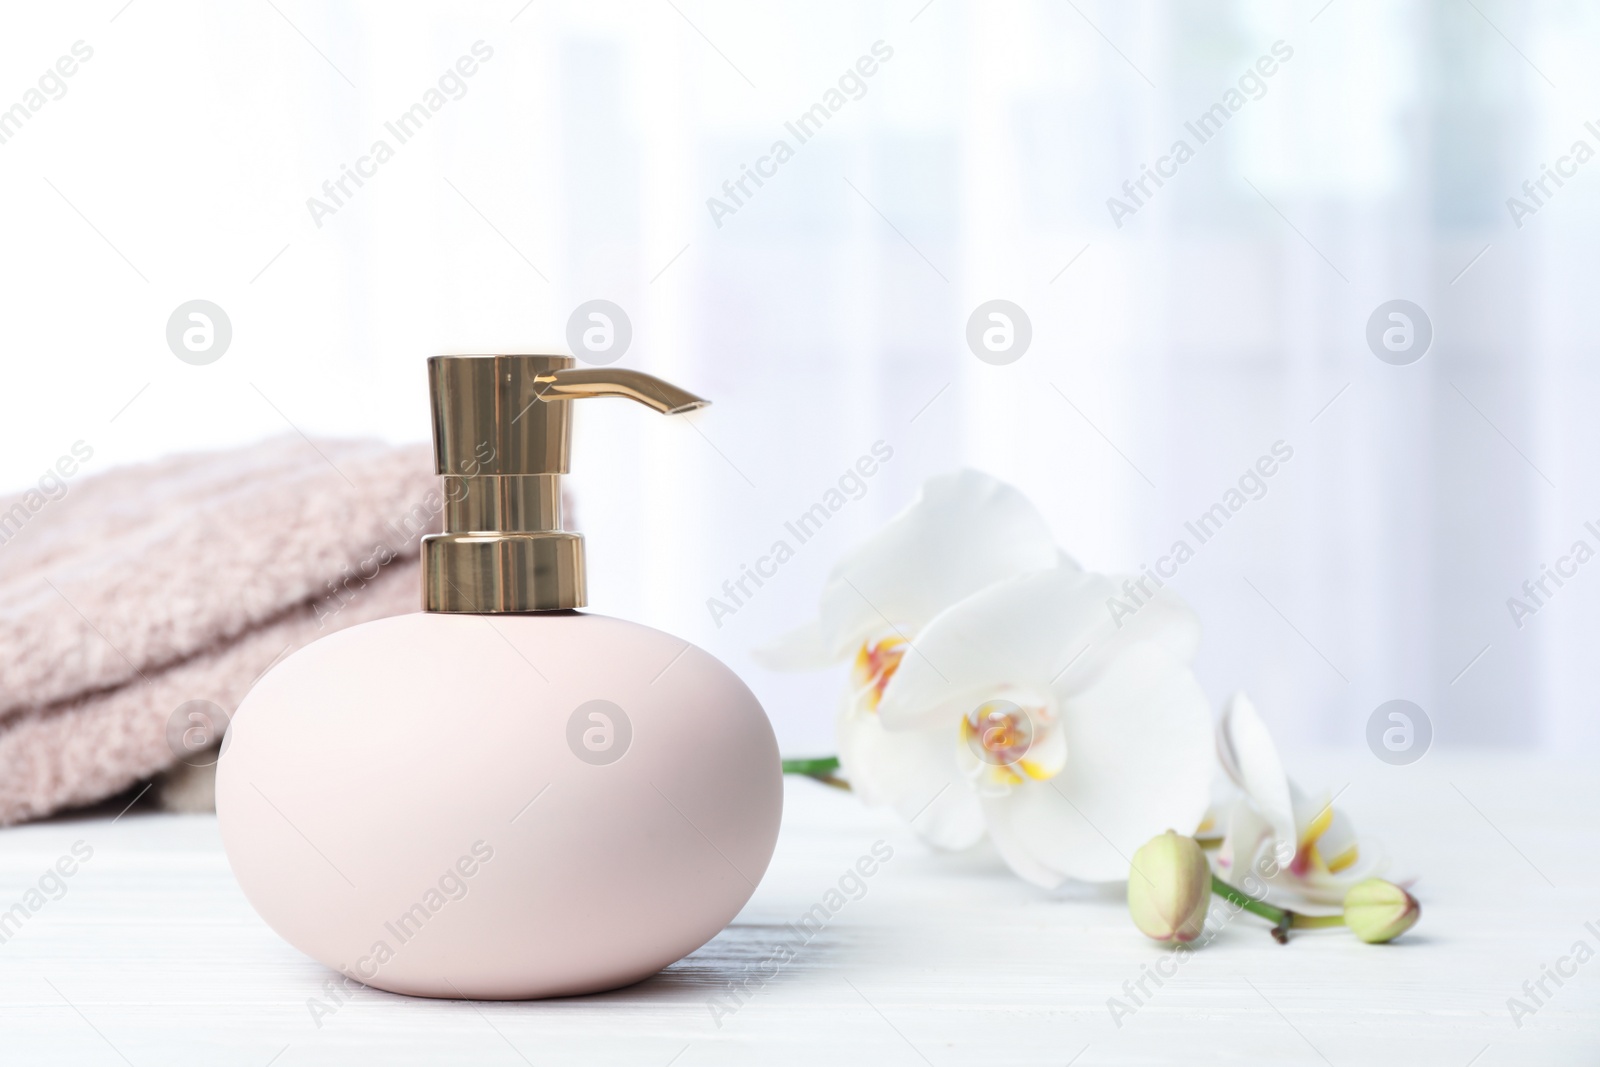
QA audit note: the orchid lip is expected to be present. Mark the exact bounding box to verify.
[963,698,1036,768]
[852,636,908,711]
[958,695,1066,787]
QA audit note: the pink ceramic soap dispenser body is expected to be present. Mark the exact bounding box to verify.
[217,609,781,998]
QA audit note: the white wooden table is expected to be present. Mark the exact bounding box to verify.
[1,751,1595,1065]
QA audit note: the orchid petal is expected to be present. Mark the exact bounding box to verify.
[1216,692,1297,866]
[836,706,984,850]
[1216,797,1274,878]
[981,799,1075,888]
[898,775,987,851]
[1318,808,1362,874]
[1016,715,1068,779]
[1289,780,1337,868]
[759,469,1063,667]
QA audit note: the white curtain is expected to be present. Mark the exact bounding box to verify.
[0,0,1590,754]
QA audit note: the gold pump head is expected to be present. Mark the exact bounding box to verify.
[421,354,708,613]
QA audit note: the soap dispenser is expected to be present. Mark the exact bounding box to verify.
[216,355,783,1000]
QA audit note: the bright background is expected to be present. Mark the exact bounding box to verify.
[1,0,1595,757]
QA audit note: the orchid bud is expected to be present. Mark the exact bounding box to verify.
[1342,878,1420,943]
[1127,830,1210,943]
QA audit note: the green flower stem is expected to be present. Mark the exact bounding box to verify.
[1211,873,1288,925]
[1210,873,1344,944]
[781,756,841,776]
[781,755,850,791]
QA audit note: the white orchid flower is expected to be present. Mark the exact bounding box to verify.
[760,469,1215,887]
[1211,692,1377,907]
[876,565,1215,885]
[759,470,1060,841]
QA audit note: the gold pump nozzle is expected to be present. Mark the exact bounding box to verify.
[421,354,706,613]
[534,368,708,414]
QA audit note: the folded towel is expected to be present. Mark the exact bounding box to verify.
[0,436,440,825]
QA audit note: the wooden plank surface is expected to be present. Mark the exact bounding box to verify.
[0,751,1595,1065]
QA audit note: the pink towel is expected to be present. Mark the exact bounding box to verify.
[0,436,441,825]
